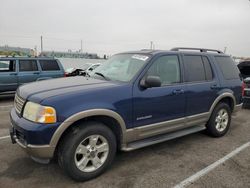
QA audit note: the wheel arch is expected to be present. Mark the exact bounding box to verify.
[209,92,236,115]
[50,109,127,150]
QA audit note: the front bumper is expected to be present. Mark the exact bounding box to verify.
[9,108,59,159]
[10,128,55,159]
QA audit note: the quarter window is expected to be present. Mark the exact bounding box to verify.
[39,60,60,71]
[19,60,38,71]
[147,55,181,85]
[215,56,240,80]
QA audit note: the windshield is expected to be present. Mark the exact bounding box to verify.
[89,54,150,82]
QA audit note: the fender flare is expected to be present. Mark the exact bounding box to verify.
[49,109,127,147]
[209,92,236,115]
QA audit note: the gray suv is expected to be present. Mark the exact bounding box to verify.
[0,57,65,93]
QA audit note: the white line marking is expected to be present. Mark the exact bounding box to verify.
[0,105,13,111]
[0,135,10,140]
[174,142,250,188]
[0,105,13,108]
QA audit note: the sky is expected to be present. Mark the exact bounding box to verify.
[0,0,250,57]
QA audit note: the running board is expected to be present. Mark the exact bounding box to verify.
[122,125,206,151]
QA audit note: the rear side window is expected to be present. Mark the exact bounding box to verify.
[184,55,213,82]
[39,60,60,71]
[19,60,38,71]
[202,57,213,80]
[215,56,240,80]
[184,56,205,82]
[0,60,16,72]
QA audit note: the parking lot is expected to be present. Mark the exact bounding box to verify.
[0,97,249,188]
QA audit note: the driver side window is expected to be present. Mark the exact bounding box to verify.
[147,55,181,85]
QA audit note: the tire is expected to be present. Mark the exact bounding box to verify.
[58,122,117,181]
[206,102,231,137]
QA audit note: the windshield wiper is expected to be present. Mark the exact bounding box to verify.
[94,72,110,80]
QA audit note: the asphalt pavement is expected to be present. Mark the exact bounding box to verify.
[0,98,249,188]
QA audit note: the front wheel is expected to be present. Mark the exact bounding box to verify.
[206,103,231,137]
[58,122,117,181]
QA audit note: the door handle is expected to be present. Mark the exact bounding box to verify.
[10,73,17,76]
[210,84,220,89]
[172,89,185,95]
[33,72,40,75]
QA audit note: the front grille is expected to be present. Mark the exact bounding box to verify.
[14,94,25,115]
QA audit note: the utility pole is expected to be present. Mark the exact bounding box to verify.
[224,46,227,53]
[81,40,83,53]
[40,36,43,53]
[34,46,37,56]
[150,41,153,50]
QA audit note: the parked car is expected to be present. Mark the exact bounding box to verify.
[237,60,250,107]
[0,57,65,93]
[65,63,101,77]
[64,67,84,77]
[81,63,101,76]
[242,77,250,107]
[237,60,250,79]
[10,48,242,181]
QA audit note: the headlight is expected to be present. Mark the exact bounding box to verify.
[23,102,57,124]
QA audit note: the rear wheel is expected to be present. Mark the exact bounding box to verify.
[206,103,231,137]
[58,122,117,181]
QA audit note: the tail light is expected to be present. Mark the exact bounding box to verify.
[242,82,246,96]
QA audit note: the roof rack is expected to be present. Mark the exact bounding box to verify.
[171,47,223,54]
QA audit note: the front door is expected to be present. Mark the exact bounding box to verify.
[133,54,186,138]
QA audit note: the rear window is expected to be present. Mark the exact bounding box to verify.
[215,56,240,80]
[19,60,38,71]
[39,60,60,71]
[0,60,16,72]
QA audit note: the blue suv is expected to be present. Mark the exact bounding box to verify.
[0,57,64,93]
[9,48,242,181]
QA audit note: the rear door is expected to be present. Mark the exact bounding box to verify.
[18,59,40,85]
[38,59,64,79]
[183,54,218,116]
[0,59,18,92]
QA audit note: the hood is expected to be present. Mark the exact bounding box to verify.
[17,77,120,102]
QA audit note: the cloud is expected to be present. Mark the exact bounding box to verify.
[0,0,249,56]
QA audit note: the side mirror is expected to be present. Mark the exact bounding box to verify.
[89,68,93,71]
[140,76,161,88]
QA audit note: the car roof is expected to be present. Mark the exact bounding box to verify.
[0,56,56,60]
